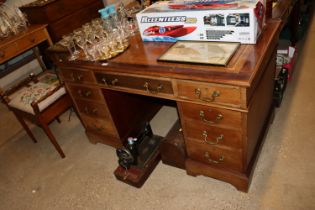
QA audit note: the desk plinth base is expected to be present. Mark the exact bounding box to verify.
[85,130,122,148]
[185,159,250,192]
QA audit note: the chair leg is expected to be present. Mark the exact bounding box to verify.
[56,117,61,123]
[13,112,37,143]
[40,123,65,158]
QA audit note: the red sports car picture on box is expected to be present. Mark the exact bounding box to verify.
[143,25,197,38]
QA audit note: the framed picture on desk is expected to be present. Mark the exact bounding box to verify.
[158,41,240,66]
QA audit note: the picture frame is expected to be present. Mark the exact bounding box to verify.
[158,41,240,66]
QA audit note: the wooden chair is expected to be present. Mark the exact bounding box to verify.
[0,71,72,158]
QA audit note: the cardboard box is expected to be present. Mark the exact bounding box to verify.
[136,1,266,44]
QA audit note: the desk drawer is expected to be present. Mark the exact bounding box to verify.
[80,114,117,137]
[95,72,173,95]
[61,68,95,83]
[184,121,242,149]
[0,43,18,63]
[16,29,47,51]
[186,139,243,172]
[76,99,110,118]
[177,80,241,107]
[67,84,103,102]
[179,102,242,129]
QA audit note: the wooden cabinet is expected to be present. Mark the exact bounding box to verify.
[49,20,282,192]
[20,0,103,42]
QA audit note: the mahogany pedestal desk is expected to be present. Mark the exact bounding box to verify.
[49,21,282,192]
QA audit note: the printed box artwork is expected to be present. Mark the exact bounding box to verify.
[136,0,266,44]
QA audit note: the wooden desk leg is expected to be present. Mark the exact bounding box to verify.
[33,47,47,71]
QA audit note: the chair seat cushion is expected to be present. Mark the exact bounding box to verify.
[8,72,66,115]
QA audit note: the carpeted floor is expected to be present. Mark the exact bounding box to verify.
[0,102,22,147]
[1,14,315,210]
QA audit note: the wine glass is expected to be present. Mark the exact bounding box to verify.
[60,34,78,61]
[0,3,28,35]
[0,16,11,38]
[74,34,90,60]
[98,39,112,60]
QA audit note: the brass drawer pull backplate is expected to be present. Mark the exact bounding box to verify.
[84,106,98,115]
[199,110,224,124]
[195,88,220,102]
[144,82,163,94]
[202,131,224,145]
[77,90,92,98]
[204,152,224,164]
[70,73,83,81]
[101,77,107,85]
[111,78,118,86]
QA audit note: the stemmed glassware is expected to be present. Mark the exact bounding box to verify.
[57,2,138,62]
[0,3,28,39]
[59,34,78,61]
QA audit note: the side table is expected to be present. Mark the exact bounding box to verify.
[0,24,53,77]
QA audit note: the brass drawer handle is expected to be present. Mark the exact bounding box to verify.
[143,82,163,94]
[199,110,223,124]
[101,77,107,85]
[195,88,220,102]
[78,90,92,98]
[70,73,82,81]
[91,108,98,114]
[204,152,224,164]
[92,124,103,131]
[84,107,98,115]
[111,78,118,86]
[202,131,224,145]
[77,74,83,81]
[70,73,75,81]
[84,91,92,97]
